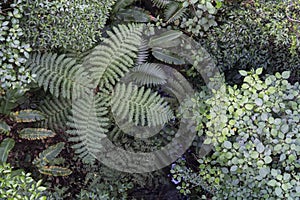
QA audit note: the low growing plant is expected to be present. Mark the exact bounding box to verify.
[0,0,33,89]
[189,68,300,199]
[0,162,48,200]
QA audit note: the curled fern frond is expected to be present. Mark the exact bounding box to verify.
[84,23,143,89]
[129,63,167,86]
[151,0,170,8]
[67,93,110,164]
[19,128,55,140]
[10,109,45,123]
[165,2,187,24]
[111,83,174,127]
[26,52,92,99]
[37,96,72,132]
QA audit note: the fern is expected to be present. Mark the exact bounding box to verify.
[165,2,187,24]
[67,93,110,164]
[19,128,55,140]
[84,24,143,89]
[111,83,174,127]
[37,96,72,132]
[136,39,149,65]
[151,0,170,8]
[129,63,167,86]
[26,52,92,99]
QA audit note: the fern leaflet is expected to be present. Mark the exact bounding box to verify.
[67,93,110,164]
[129,63,167,86]
[26,52,92,99]
[151,0,170,8]
[111,82,174,127]
[37,96,72,132]
[84,24,143,89]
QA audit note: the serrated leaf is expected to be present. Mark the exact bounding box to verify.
[10,109,46,123]
[38,166,72,176]
[36,142,64,164]
[19,128,55,140]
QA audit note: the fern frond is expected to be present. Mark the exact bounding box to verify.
[0,121,10,135]
[129,63,167,86]
[38,166,72,177]
[84,24,143,89]
[19,128,55,140]
[165,2,187,24]
[136,39,149,65]
[67,93,110,164]
[10,109,46,123]
[111,83,174,127]
[26,52,92,99]
[151,0,170,8]
[37,96,72,132]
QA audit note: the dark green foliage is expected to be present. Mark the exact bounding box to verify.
[201,1,300,82]
[33,142,72,176]
[19,128,55,140]
[0,87,27,115]
[21,0,115,51]
[10,109,45,122]
[26,52,92,99]
[38,166,72,177]
[0,138,15,164]
[0,120,10,135]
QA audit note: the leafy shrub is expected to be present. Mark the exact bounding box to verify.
[21,0,115,51]
[0,162,48,200]
[0,0,33,89]
[192,69,300,199]
[152,0,221,37]
[201,1,300,82]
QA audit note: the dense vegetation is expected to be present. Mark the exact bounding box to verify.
[0,0,299,199]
